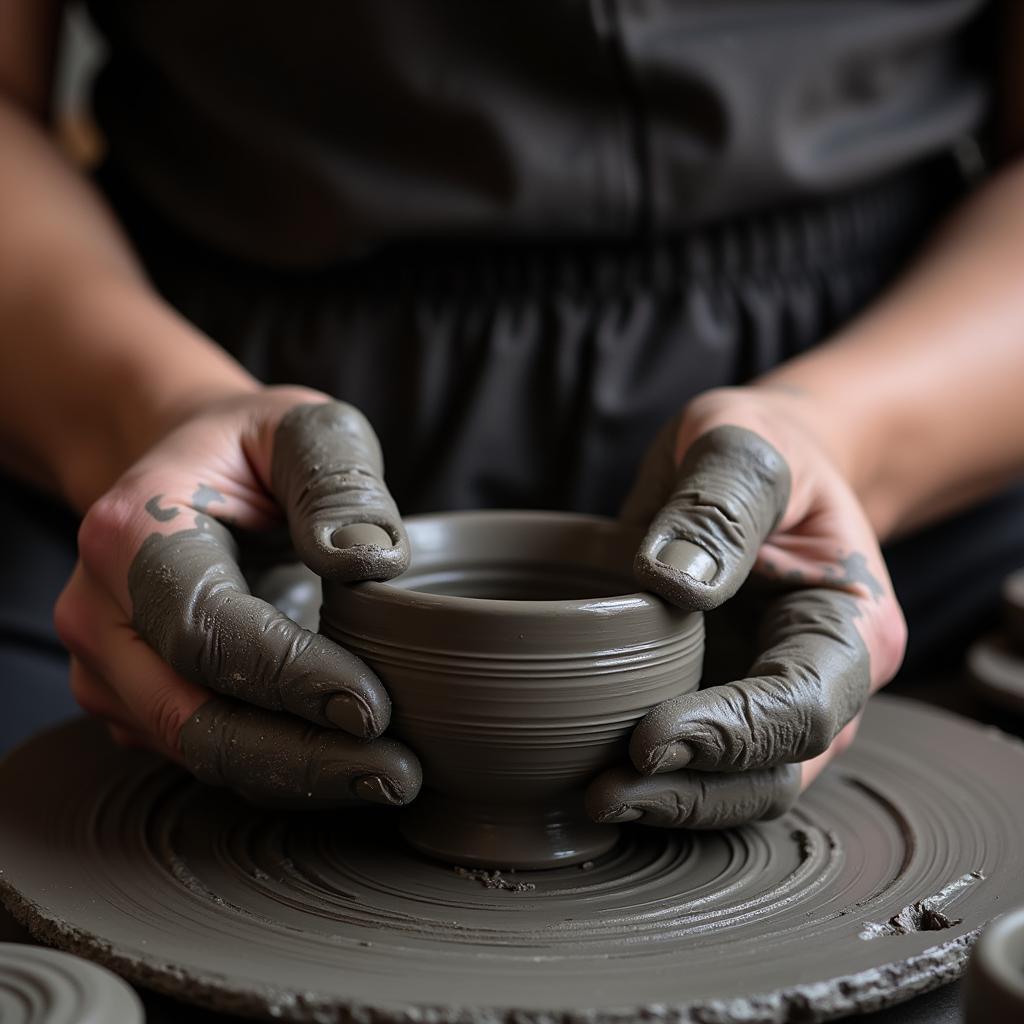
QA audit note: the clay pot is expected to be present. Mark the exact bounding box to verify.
[963,906,1024,1023]
[321,511,703,869]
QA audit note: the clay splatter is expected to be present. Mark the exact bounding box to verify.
[453,867,536,893]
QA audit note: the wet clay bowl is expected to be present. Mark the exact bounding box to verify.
[321,511,703,869]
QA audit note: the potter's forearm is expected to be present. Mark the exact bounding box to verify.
[0,96,257,510]
[758,160,1024,541]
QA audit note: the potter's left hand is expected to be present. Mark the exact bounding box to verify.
[585,386,907,829]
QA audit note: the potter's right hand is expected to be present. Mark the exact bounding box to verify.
[54,388,423,809]
[585,387,907,829]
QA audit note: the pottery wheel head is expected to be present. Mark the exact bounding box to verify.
[2,696,1023,1023]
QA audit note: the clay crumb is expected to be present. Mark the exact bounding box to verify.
[861,904,962,939]
[453,867,536,893]
[859,871,983,939]
[579,861,595,871]
[790,829,814,859]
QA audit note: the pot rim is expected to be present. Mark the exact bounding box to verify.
[335,509,678,623]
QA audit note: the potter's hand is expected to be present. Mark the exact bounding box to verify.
[586,387,906,829]
[55,389,422,809]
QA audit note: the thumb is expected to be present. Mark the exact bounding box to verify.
[633,424,791,611]
[270,402,410,581]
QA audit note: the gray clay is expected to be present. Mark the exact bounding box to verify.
[597,423,874,824]
[321,511,705,868]
[0,942,143,1024]
[625,424,792,610]
[623,589,870,776]
[962,906,1024,1023]
[1,696,1021,1024]
[250,562,322,632]
[331,523,394,550]
[126,401,423,810]
[269,402,409,582]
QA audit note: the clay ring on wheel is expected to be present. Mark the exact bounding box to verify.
[0,943,144,1024]
[963,906,1024,1023]
[321,510,704,869]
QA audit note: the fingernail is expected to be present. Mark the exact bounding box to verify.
[595,805,644,824]
[325,693,376,736]
[644,740,693,774]
[354,774,402,806]
[332,523,394,550]
[656,540,717,583]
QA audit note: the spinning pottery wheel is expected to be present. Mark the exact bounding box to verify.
[1,696,1023,1023]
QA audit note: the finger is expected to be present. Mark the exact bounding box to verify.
[633,425,791,611]
[180,697,422,809]
[800,716,861,789]
[68,657,139,733]
[107,724,155,751]
[64,575,422,808]
[127,513,391,737]
[585,762,799,829]
[270,402,409,582]
[58,563,208,761]
[630,588,870,773]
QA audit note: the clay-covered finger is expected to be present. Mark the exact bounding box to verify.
[270,402,409,582]
[585,762,800,829]
[633,425,791,611]
[128,514,390,737]
[180,698,422,809]
[630,589,870,773]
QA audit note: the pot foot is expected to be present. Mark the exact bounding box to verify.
[400,791,619,870]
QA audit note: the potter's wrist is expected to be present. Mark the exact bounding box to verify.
[58,370,259,514]
[50,282,260,511]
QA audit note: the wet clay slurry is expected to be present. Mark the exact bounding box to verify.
[322,512,704,868]
[2,697,1023,1023]
[0,943,144,1024]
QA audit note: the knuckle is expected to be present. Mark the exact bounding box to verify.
[214,596,302,704]
[52,587,79,651]
[68,666,104,718]
[830,724,856,758]
[143,685,191,752]
[800,699,839,759]
[154,614,200,675]
[53,586,95,659]
[78,493,133,572]
[875,604,908,682]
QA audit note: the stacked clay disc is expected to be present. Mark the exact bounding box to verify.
[0,943,142,1024]
[967,568,1024,715]
[963,907,1024,1023]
